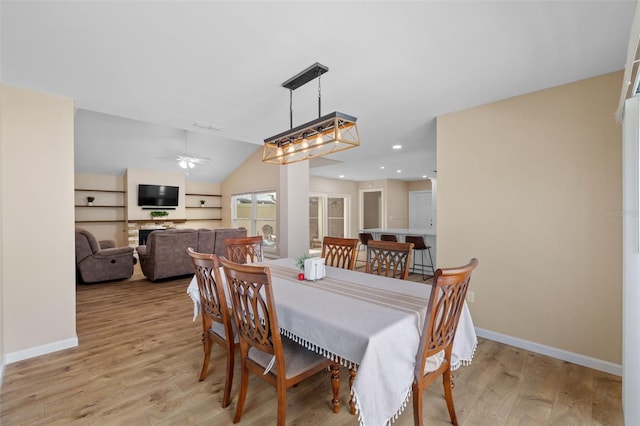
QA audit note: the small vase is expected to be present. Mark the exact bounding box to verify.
[87,202,93,206]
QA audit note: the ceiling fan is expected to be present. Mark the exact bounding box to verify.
[175,154,210,169]
[160,130,210,173]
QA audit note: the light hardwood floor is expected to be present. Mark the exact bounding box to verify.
[0,270,623,425]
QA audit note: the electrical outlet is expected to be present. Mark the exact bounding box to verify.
[466,291,475,303]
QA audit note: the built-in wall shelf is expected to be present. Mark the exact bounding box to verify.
[76,220,126,223]
[75,188,126,223]
[185,192,222,220]
[128,219,187,224]
[75,205,125,208]
[75,188,125,193]
[186,206,220,209]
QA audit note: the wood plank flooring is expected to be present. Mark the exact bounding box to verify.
[0,271,624,425]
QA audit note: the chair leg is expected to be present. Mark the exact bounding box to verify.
[349,365,357,415]
[356,244,366,268]
[442,369,458,426]
[233,360,249,424]
[425,247,435,281]
[276,382,287,426]
[412,383,423,426]
[331,363,341,413]
[199,331,212,381]
[221,344,235,408]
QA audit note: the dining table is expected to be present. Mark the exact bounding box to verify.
[186,257,476,426]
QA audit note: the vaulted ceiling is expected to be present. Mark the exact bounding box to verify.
[1,1,634,182]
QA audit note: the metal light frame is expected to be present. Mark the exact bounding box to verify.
[262,63,360,165]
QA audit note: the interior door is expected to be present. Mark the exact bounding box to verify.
[409,191,431,229]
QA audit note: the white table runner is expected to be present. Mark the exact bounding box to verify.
[187,258,476,426]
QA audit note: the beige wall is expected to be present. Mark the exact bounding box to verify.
[408,180,431,192]
[386,179,409,228]
[437,71,623,364]
[1,84,77,358]
[310,176,359,238]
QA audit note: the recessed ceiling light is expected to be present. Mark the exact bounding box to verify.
[392,145,402,150]
[193,121,227,131]
[422,175,428,179]
[396,169,402,173]
[380,166,385,170]
[339,175,345,178]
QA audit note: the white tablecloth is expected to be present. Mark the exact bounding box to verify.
[187,258,476,426]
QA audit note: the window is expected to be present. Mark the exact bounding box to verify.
[232,191,277,253]
[309,193,349,252]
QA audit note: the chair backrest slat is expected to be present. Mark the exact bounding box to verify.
[225,236,264,264]
[365,240,414,280]
[322,236,359,270]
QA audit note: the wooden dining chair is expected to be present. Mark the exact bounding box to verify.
[187,248,238,408]
[412,258,478,426]
[218,257,333,426]
[366,240,414,280]
[224,235,264,264]
[321,236,359,270]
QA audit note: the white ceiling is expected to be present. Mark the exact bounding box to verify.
[1,1,635,182]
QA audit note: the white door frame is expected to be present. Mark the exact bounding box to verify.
[623,96,640,425]
[359,188,385,230]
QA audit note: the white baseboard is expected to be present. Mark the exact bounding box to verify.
[0,355,5,388]
[4,337,79,364]
[476,328,622,376]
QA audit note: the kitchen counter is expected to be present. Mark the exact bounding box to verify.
[361,228,437,270]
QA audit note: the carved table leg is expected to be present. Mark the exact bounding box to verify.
[331,363,341,413]
[349,365,358,415]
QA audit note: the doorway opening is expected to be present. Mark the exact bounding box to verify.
[359,188,384,231]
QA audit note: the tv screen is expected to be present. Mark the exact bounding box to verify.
[138,184,179,207]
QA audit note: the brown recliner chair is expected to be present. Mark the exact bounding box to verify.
[136,228,200,281]
[75,228,135,283]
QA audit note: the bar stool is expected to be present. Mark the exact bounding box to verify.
[380,234,398,242]
[405,235,435,280]
[356,232,374,268]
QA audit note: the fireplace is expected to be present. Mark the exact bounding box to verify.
[138,228,164,245]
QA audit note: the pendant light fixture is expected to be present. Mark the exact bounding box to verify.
[262,63,360,165]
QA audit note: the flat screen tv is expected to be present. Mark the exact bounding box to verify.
[138,184,179,207]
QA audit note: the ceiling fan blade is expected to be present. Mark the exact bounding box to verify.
[191,157,210,165]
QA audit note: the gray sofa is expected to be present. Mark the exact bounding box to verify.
[75,227,135,283]
[136,227,246,281]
